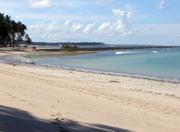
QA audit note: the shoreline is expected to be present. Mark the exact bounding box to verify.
[35,63,180,84]
[0,50,179,84]
[1,53,180,98]
[0,49,180,132]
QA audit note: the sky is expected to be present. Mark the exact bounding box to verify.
[0,0,180,45]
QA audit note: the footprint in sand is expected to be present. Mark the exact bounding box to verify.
[165,93,175,97]
[19,99,26,102]
[51,105,55,108]
[51,112,62,117]
[12,96,17,99]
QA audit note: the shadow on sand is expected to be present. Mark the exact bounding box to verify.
[0,105,132,132]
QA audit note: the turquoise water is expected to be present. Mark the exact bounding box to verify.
[33,47,180,82]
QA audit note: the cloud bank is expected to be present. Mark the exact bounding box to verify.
[28,8,133,41]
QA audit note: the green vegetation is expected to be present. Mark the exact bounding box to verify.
[62,44,79,51]
[0,12,31,47]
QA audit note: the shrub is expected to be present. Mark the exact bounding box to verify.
[62,44,79,51]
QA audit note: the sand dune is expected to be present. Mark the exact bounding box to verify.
[0,63,180,132]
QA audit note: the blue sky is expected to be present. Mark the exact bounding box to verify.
[0,0,180,45]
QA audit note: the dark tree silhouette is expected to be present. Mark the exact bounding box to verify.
[0,12,31,47]
[25,34,32,43]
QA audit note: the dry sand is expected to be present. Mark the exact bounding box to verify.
[0,51,180,132]
[0,64,180,132]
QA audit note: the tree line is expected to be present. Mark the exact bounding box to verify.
[0,12,31,47]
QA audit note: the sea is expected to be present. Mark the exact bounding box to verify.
[33,47,180,82]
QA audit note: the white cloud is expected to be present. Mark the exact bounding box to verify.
[64,20,84,33]
[114,20,124,32]
[98,22,112,32]
[64,20,72,29]
[62,8,133,35]
[29,0,53,8]
[71,23,84,33]
[112,9,132,19]
[157,0,165,9]
[28,7,133,42]
[83,24,95,33]
[112,9,125,17]
[97,9,133,35]
[126,11,133,19]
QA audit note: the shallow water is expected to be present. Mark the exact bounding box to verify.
[33,47,180,82]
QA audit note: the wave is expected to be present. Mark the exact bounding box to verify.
[153,51,158,54]
[115,50,158,55]
[115,51,137,55]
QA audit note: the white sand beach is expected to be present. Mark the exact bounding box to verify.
[0,51,180,132]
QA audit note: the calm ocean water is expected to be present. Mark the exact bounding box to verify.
[33,47,180,82]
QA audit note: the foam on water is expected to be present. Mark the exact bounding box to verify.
[153,51,158,54]
[115,51,138,55]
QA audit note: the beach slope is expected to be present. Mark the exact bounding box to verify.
[0,63,180,132]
